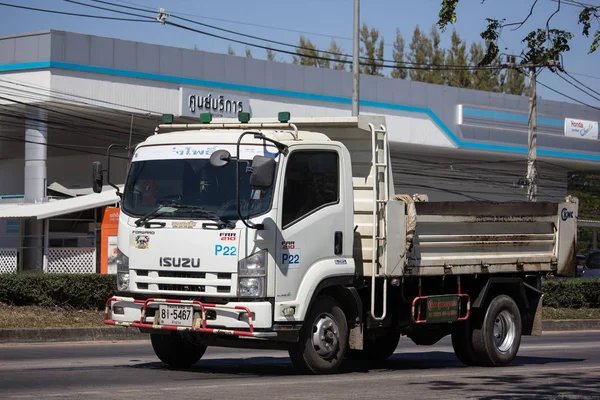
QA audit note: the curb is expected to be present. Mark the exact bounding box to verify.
[542,319,600,332]
[1,320,600,344]
[0,327,147,344]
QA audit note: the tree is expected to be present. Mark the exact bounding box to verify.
[425,25,445,85]
[360,24,385,76]
[436,0,597,66]
[293,36,322,67]
[500,69,526,95]
[328,39,347,71]
[266,47,276,62]
[445,29,471,88]
[407,25,432,82]
[469,42,501,92]
[245,47,253,59]
[391,28,407,79]
[227,46,236,56]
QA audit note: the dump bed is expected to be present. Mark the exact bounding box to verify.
[390,198,578,277]
[300,115,578,279]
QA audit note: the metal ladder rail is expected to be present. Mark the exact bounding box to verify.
[370,123,389,321]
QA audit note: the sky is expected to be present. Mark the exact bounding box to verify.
[1,0,600,111]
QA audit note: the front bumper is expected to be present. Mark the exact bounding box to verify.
[104,296,276,338]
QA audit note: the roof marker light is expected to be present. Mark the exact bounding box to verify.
[238,112,251,123]
[278,111,291,123]
[200,113,212,123]
[162,114,174,123]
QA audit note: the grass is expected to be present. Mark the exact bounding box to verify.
[0,303,104,329]
[0,304,599,329]
[542,307,600,320]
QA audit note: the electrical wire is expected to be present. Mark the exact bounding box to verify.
[69,0,508,71]
[0,2,155,22]
[562,70,600,98]
[537,80,600,111]
[555,72,600,103]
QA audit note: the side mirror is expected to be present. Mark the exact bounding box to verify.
[92,161,104,193]
[210,149,231,167]
[249,155,276,188]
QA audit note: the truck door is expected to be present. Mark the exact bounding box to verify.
[275,149,346,311]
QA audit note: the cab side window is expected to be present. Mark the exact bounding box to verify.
[282,151,339,228]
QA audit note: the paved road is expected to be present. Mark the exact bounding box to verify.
[1,331,600,399]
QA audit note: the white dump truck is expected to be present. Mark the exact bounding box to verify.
[95,113,578,374]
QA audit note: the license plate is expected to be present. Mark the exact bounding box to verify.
[158,304,194,327]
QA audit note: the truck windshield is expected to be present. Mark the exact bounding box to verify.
[122,158,275,221]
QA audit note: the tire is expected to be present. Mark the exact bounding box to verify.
[150,333,207,368]
[289,295,348,374]
[347,329,400,361]
[472,295,522,367]
[451,319,481,366]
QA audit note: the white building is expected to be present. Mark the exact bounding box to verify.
[0,30,599,272]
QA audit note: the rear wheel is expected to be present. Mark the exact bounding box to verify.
[150,332,207,368]
[451,319,481,366]
[289,295,348,374]
[472,295,522,367]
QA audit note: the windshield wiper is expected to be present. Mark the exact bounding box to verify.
[134,205,177,227]
[159,200,236,229]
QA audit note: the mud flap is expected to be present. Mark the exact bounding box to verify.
[531,295,544,336]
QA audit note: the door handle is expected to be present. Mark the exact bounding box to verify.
[334,231,343,255]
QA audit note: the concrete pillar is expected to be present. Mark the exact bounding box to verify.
[22,107,47,272]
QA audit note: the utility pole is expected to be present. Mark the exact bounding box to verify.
[352,0,360,116]
[527,66,538,202]
[504,55,562,202]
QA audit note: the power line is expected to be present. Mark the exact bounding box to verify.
[554,72,600,103]
[562,70,600,98]
[71,0,507,71]
[537,80,600,111]
[0,2,154,22]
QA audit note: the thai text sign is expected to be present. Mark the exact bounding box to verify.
[180,87,250,118]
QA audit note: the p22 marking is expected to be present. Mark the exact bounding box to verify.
[215,245,237,256]
[282,253,300,265]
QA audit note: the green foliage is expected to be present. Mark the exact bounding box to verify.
[437,0,599,64]
[360,24,385,76]
[0,274,116,310]
[408,25,432,82]
[293,36,330,68]
[445,30,470,88]
[469,42,501,93]
[266,47,276,62]
[328,39,347,71]
[500,69,526,95]
[391,28,407,79]
[542,278,600,309]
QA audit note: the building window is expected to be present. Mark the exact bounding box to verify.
[282,151,339,228]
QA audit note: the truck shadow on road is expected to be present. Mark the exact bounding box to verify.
[130,351,585,378]
[416,369,600,400]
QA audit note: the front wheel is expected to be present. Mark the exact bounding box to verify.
[289,295,348,374]
[472,295,522,367]
[150,333,207,368]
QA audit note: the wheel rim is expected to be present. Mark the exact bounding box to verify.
[311,313,339,358]
[493,310,516,353]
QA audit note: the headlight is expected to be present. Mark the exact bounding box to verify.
[238,250,266,297]
[238,277,265,297]
[116,248,130,292]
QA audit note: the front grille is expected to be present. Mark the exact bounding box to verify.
[159,271,206,279]
[133,269,234,295]
[158,284,206,292]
